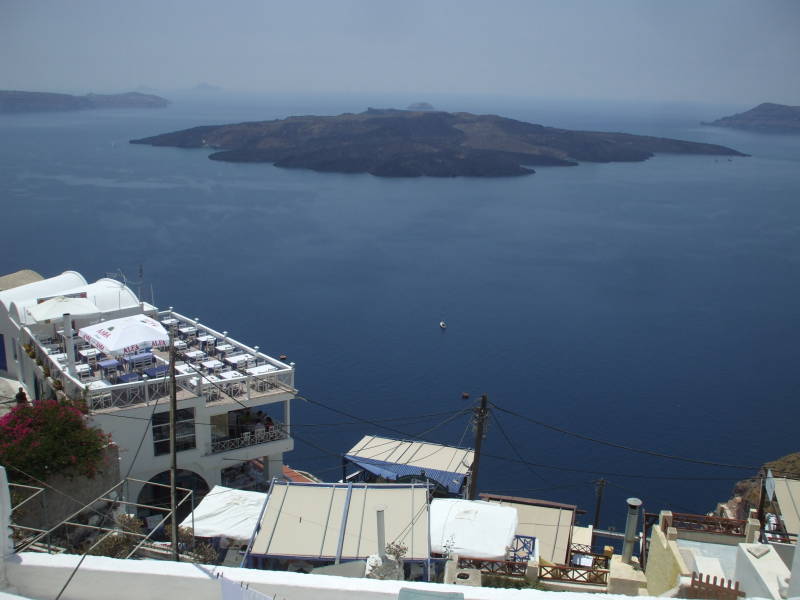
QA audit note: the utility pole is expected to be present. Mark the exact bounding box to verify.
[467,394,489,500]
[593,478,606,529]
[168,329,179,562]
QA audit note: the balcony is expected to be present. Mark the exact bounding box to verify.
[208,424,289,455]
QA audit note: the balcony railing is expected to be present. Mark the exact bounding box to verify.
[568,544,610,569]
[457,558,528,577]
[665,513,746,536]
[83,367,295,411]
[208,424,289,455]
[539,564,610,585]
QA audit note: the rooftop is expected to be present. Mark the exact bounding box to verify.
[248,481,431,562]
[25,308,295,413]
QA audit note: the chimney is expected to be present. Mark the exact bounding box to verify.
[376,507,387,560]
[622,497,642,564]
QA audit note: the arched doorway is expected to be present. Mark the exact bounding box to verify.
[137,469,209,529]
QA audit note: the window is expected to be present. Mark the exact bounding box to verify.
[152,408,196,456]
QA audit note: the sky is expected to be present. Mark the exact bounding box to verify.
[1,0,799,105]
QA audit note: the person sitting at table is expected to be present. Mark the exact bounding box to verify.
[264,415,274,431]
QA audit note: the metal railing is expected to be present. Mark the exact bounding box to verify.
[539,564,610,585]
[458,557,528,577]
[208,424,289,454]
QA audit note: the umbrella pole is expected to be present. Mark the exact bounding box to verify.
[169,329,179,561]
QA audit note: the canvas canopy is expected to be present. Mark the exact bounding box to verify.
[344,436,474,494]
[78,314,168,355]
[180,485,267,542]
[429,499,518,560]
[27,296,100,323]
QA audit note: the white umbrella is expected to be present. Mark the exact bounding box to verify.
[78,314,169,355]
[27,296,100,323]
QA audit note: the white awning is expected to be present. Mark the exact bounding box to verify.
[429,499,518,560]
[179,485,267,542]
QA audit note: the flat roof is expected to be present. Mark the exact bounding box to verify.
[250,481,430,561]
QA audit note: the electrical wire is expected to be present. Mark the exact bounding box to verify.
[490,402,760,470]
[490,409,548,484]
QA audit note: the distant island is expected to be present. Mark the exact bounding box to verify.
[704,102,800,134]
[130,108,746,178]
[0,90,169,113]
[407,102,435,111]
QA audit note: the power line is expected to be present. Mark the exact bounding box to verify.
[490,402,759,470]
[490,410,548,484]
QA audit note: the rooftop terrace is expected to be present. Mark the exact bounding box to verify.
[24,308,295,413]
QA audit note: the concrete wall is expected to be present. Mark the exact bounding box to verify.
[644,526,688,596]
[90,396,293,505]
[734,544,790,600]
[12,445,120,531]
[607,556,647,596]
[770,540,794,569]
[4,552,647,600]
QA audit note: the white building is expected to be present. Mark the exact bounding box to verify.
[0,270,295,513]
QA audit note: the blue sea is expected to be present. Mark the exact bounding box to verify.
[2,93,799,528]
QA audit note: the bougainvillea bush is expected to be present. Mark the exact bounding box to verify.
[0,400,111,482]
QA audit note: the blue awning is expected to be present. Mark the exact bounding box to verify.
[345,456,467,494]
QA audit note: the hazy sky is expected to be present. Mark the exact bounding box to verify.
[2,0,798,104]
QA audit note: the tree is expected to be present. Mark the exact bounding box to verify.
[0,400,111,482]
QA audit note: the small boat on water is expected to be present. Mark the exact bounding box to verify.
[439,320,447,330]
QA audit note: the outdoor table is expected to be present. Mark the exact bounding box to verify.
[87,379,111,391]
[184,349,206,361]
[78,347,101,361]
[218,370,242,380]
[245,364,278,376]
[173,340,188,351]
[178,326,197,337]
[197,334,214,344]
[75,364,91,375]
[117,372,141,383]
[124,352,154,370]
[98,358,120,370]
[144,365,169,378]
[224,354,253,368]
[201,359,224,372]
[175,363,195,375]
[160,318,178,326]
[189,374,221,385]
[50,353,68,364]
[215,343,234,357]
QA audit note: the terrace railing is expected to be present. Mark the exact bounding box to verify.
[458,558,528,577]
[568,544,610,569]
[539,564,610,586]
[208,424,289,455]
[684,571,744,600]
[665,513,746,537]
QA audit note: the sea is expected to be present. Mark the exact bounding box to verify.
[1,92,799,529]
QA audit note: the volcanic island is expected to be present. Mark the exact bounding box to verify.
[131,108,746,178]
